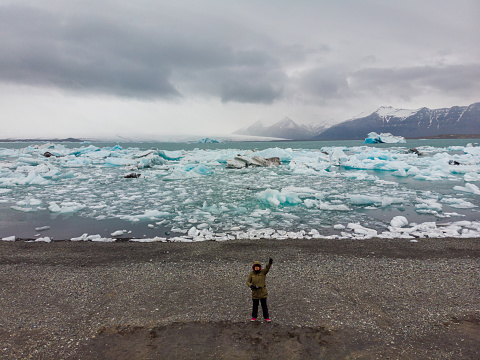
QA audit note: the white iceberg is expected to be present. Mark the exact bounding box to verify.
[390,216,409,228]
[364,132,406,144]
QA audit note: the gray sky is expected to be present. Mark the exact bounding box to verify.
[1,0,479,139]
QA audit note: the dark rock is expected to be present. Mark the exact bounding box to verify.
[266,157,281,166]
[124,173,141,179]
[448,160,461,165]
[408,148,423,156]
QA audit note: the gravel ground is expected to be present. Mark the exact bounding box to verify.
[0,238,479,359]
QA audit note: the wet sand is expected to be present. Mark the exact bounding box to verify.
[0,238,479,359]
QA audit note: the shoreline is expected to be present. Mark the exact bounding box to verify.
[1,238,479,359]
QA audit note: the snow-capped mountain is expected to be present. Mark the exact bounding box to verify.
[233,117,327,140]
[314,102,480,140]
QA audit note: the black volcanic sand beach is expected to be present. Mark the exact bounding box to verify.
[0,238,479,359]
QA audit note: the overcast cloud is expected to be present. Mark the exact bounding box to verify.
[0,0,479,138]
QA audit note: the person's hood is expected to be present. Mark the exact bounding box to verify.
[252,261,262,271]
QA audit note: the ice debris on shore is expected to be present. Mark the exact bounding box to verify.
[1,141,480,241]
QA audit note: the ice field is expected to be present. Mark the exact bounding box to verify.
[1,140,480,242]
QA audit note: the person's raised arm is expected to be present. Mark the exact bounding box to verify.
[264,258,273,274]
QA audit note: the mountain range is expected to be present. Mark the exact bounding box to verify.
[233,102,480,140]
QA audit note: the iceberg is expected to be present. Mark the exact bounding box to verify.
[442,197,477,209]
[2,236,16,241]
[226,155,281,169]
[415,199,443,214]
[198,138,219,143]
[453,183,480,195]
[390,216,409,228]
[256,189,302,207]
[364,132,406,144]
[253,147,294,162]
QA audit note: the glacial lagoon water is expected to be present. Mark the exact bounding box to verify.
[1,139,480,242]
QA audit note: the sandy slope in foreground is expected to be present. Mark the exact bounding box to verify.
[0,238,479,359]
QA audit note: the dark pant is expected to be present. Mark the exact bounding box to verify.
[252,298,269,319]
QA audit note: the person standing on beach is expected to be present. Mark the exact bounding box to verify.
[247,258,273,322]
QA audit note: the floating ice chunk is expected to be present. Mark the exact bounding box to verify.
[304,199,317,208]
[289,163,320,175]
[282,186,319,197]
[164,164,213,180]
[2,236,15,241]
[453,183,480,195]
[348,194,380,205]
[464,146,480,155]
[63,202,85,213]
[0,188,12,194]
[111,230,126,237]
[318,201,351,211]
[48,201,84,214]
[413,168,456,181]
[70,233,88,241]
[11,197,44,212]
[11,205,38,212]
[226,158,247,169]
[122,209,172,222]
[16,198,42,206]
[48,202,62,213]
[35,226,51,231]
[35,237,51,243]
[253,148,293,162]
[390,216,408,228]
[104,157,138,167]
[227,155,281,169]
[329,148,348,164]
[250,209,271,217]
[190,164,213,175]
[251,156,281,167]
[334,224,345,230]
[364,132,406,144]
[348,194,403,207]
[63,157,92,167]
[137,154,165,169]
[343,171,378,181]
[393,168,408,177]
[441,197,477,209]
[407,167,420,176]
[464,173,480,182]
[157,150,184,160]
[17,156,42,165]
[256,189,302,207]
[17,172,50,185]
[347,223,378,238]
[415,199,442,214]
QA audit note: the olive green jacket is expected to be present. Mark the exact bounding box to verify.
[246,261,271,299]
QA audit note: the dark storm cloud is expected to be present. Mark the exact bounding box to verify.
[0,5,181,98]
[1,0,479,110]
[351,64,480,99]
[294,63,480,104]
[0,3,288,103]
[175,49,286,104]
